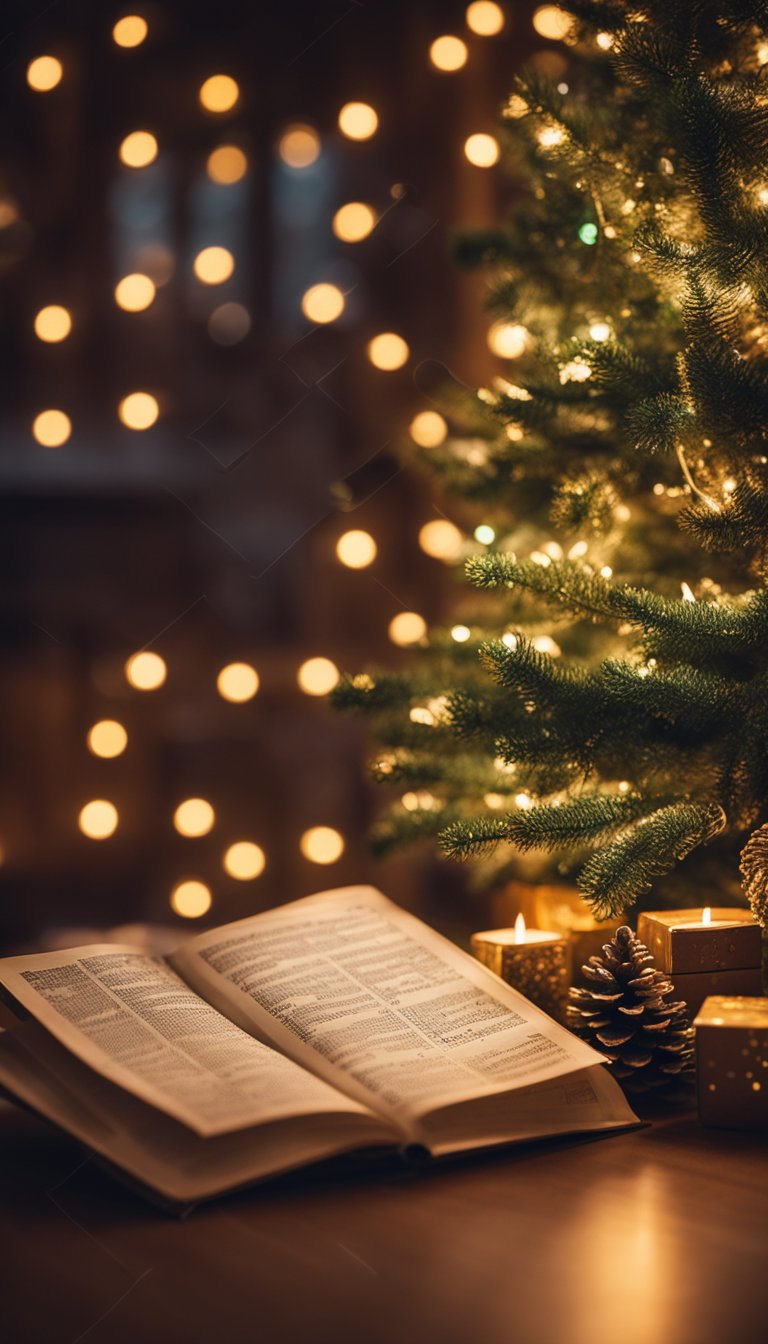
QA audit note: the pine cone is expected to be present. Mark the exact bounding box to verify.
[566,925,694,1093]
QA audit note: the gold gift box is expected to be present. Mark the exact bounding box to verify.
[695,996,768,1131]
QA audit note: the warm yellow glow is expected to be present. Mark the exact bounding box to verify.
[300,826,345,864]
[681,581,696,603]
[429,36,468,71]
[532,6,572,40]
[410,411,447,447]
[515,792,534,810]
[336,529,377,568]
[171,880,212,918]
[125,650,166,690]
[112,15,148,47]
[464,133,500,167]
[114,273,156,312]
[514,912,526,943]
[34,305,72,342]
[193,246,235,284]
[338,102,378,141]
[702,906,712,926]
[487,322,529,358]
[538,126,564,148]
[475,524,495,544]
[27,56,63,92]
[278,124,321,168]
[208,302,251,345]
[419,518,463,561]
[367,332,409,370]
[119,130,158,168]
[207,144,248,184]
[118,391,159,429]
[216,662,259,702]
[298,657,340,695]
[301,282,345,324]
[596,31,614,50]
[466,2,505,36]
[451,624,471,642]
[199,74,240,114]
[87,720,128,759]
[174,798,215,838]
[332,202,376,242]
[389,611,427,646]
[532,635,561,656]
[223,841,266,880]
[32,409,71,448]
[589,320,611,341]
[79,800,118,840]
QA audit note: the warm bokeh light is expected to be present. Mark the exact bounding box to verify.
[34,305,72,343]
[466,2,505,36]
[487,322,529,358]
[87,720,128,759]
[589,319,611,341]
[208,302,251,345]
[125,650,166,690]
[301,282,345,324]
[366,332,409,370]
[170,880,212,918]
[114,273,156,312]
[32,409,71,448]
[119,130,158,168]
[78,800,118,840]
[174,798,215,838]
[112,15,148,47]
[336,529,377,569]
[410,411,448,447]
[332,202,377,242]
[300,826,345,864]
[27,56,63,92]
[118,391,159,429]
[429,36,468,71]
[193,246,235,284]
[389,611,427,646]
[199,74,240,114]
[216,662,259,702]
[206,144,248,184]
[278,124,321,168]
[223,841,266,880]
[297,657,340,695]
[532,5,572,40]
[464,133,500,167]
[419,518,464,561]
[474,523,495,544]
[338,102,378,140]
[135,242,175,286]
[451,624,471,642]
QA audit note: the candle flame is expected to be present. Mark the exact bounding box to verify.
[702,906,712,926]
[514,912,526,944]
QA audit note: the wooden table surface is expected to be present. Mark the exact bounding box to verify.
[2,1100,767,1344]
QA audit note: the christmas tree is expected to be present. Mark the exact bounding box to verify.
[334,0,768,926]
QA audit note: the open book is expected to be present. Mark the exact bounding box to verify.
[0,886,638,1208]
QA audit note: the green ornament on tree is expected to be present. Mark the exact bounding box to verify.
[566,925,694,1092]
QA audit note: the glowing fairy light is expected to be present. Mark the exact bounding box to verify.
[578,222,599,244]
[338,103,378,140]
[367,333,410,369]
[418,519,464,561]
[681,582,696,603]
[464,134,500,167]
[596,32,614,49]
[78,800,118,839]
[300,826,345,864]
[119,131,158,168]
[532,635,561,656]
[474,524,495,544]
[515,792,534,810]
[217,662,259,702]
[27,56,63,92]
[336,530,377,568]
[125,650,166,689]
[173,798,215,837]
[532,6,572,40]
[589,320,611,341]
[466,3,505,36]
[301,283,345,323]
[410,411,447,447]
[332,202,376,242]
[429,36,468,71]
[451,624,471,642]
[487,322,529,358]
[112,16,148,48]
[538,126,564,148]
[278,125,321,168]
[297,657,340,695]
[87,721,128,758]
[33,409,71,447]
[223,842,266,880]
[207,145,248,184]
[34,306,72,342]
[199,75,240,115]
[389,612,427,645]
[118,391,158,429]
[559,358,592,384]
[171,881,212,918]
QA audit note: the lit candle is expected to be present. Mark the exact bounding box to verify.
[471,914,570,1019]
[636,907,763,1018]
[696,996,768,1131]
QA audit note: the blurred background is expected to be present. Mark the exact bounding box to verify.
[0,0,570,949]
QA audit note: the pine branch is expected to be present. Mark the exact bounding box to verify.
[506,793,655,852]
[466,555,618,621]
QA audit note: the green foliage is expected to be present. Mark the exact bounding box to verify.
[334,0,768,924]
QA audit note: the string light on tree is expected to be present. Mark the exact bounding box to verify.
[410,411,447,447]
[429,36,468,71]
[297,657,340,696]
[173,798,215,838]
[87,720,128,759]
[278,125,321,168]
[388,611,427,646]
[338,102,378,141]
[34,306,72,343]
[216,662,259,702]
[418,519,464,561]
[474,524,495,544]
[538,126,564,148]
[78,800,118,840]
[199,75,240,115]
[118,131,158,168]
[464,134,500,167]
[301,282,345,323]
[32,410,71,448]
[26,56,63,92]
[332,202,376,242]
[114,273,156,312]
[466,3,505,36]
[532,6,572,40]
[451,624,471,642]
[223,842,266,880]
[366,333,409,370]
[124,651,166,690]
[336,529,377,568]
[589,319,611,341]
[300,826,345,864]
[118,391,159,429]
[112,15,148,47]
[193,246,235,284]
[207,145,248,184]
[487,322,529,358]
[170,880,212,918]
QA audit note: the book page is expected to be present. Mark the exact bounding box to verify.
[0,944,380,1137]
[171,886,604,1128]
